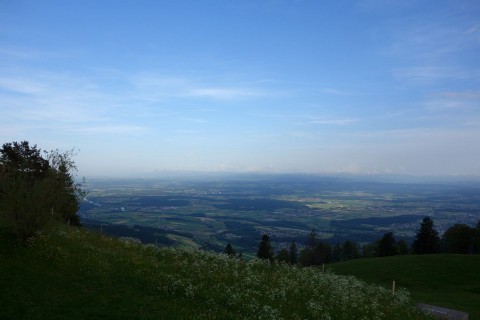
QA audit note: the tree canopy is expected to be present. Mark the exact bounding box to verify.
[0,141,84,242]
[443,224,477,254]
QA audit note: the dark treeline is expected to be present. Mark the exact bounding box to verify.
[224,216,480,266]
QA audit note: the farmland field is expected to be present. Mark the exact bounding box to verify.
[79,174,480,257]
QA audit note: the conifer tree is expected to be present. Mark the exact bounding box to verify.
[313,241,331,264]
[257,234,274,261]
[378,232,397,257]
[276,248,289,263]
[342,240,359,260]
[412,217,440,254]
[224,243,236,256]
[331,243,343,262]
[307,229,318,249]
[300,229,319,266]
[288,240,298,265]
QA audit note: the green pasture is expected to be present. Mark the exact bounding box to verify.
[330,254,480,320]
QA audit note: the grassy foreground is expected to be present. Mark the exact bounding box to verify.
[330,254,480,320]
[0,226,430,320]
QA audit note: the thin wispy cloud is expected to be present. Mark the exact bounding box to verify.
[0,76,49,94]
[309,118,358,125]
[130,73,267,101]
[0,46,67,60]
[392,67,472,83]
[1,1,479,176]
[320,88,353,96]
[71,125,148,135]
[177,117,207,124]
[422,90,480,113]
[188,87,261,100]
[438,91,480,100]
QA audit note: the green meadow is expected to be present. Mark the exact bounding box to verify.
[0,226,432,320]
[330,254,480,319]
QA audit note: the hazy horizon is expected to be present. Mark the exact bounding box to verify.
[1,1,479,178]
[80,170,480,186]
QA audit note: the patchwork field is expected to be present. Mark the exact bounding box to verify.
[79,174,480,257]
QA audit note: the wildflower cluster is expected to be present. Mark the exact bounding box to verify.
[30,229,430,320]
[138,246,424,319]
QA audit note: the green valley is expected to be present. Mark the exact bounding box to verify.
[79,174,480,257]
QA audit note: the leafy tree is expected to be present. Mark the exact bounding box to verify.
[378,232,397,257]
[224,243,236,256]
[412,217,440,254]
[46,149,85,226]
[0,172,54,241]
[257,234,274,261]
[443,224,476,254]
[0,141,84,242]
[0,141,49,182]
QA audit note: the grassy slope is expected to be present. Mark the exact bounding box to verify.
[329,255,480,320]
[0,226,431,320]
[0,228,186,320]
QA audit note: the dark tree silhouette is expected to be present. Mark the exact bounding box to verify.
[443,224,476,254]
[412,217,440,254]
[224,243,236,256]
[396,240,409,255]
[299,241,331,266]
[0,141,84,241]
[0,141,49,182]
[276,248,289,263]
[475,221,480,254]
[257,234,274,261]
[378,232,397,257]
[307,229,318,249]
[314,241,331,264]
[289,240,298,265]
[342,240,360,260]
[47,149,84,226]
[362,243,378,258]
[300,229,322,266]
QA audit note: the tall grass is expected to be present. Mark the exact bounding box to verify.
[0,227,431,319]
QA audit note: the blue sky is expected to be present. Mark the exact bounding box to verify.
[1,1,479,177]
